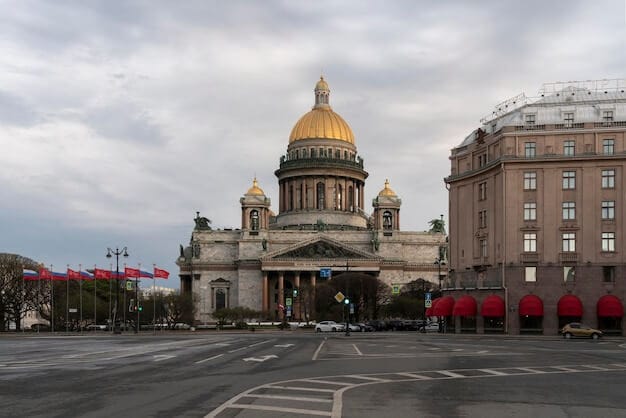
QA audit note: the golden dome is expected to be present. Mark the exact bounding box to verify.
[378,179,397,197]
[246,178,265,196]
[289,77,355,144]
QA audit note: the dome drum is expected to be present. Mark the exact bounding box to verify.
[274,210,369,230]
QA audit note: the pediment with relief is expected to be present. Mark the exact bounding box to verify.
[263,236,380,261]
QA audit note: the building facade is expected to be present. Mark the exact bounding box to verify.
[177,77,446,323]
[444,80,626,335]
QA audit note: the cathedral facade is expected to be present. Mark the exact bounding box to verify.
[177,77,446,323]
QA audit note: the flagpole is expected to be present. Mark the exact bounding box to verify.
[109,263,113,330]
[152,264,156,335]
[37,267,41,334]
[94,264,97,326]
[66,264,69,333]
[50,264,54,333]
[123,263,127,331]
[79,264,83,333]
[136,263,140,334]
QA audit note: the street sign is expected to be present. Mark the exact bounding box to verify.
[349,303,354,314]
[286,297,292,307]
[425,299,432,308]
[126,280,133,291]
[320,268,332,278]
[334,291,345,303]
[69,308,77,313]
[392,285,400,295]
[286,308,292,317]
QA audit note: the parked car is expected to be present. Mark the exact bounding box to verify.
[315,321,345,332]
[354,323,374,332]
[366,320,388,331]
[86,324,107,331]
[420,321,440,332]
[346,323,361,332]
[561,323,603,339]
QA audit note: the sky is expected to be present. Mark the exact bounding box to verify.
[1,0,625,289]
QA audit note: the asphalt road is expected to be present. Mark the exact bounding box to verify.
[1,331,626,418]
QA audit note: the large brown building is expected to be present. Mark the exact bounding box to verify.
[444,80,626,335]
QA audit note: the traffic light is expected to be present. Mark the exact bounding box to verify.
[293,288,298,298]
[129,299,135,312]
[138,305,143,312]
[344,298,350,305]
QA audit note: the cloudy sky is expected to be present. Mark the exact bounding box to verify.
[1,1,625,288]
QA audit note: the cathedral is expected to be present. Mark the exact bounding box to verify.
[177,77,446,323]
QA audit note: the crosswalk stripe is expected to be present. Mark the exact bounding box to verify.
[478,369,507,376]
[244,394,332,403]
[395,372,433,379]
[436,370,466,378]
[228,403,331,416]
[266,385,336,393]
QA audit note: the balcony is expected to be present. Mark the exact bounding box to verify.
[559,252,579,263]
[594,121,626,128]
[520,253,539,263]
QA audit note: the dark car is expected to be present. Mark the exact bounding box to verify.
[365,320,387,331]
[354,323,374,332]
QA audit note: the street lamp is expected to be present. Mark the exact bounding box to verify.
[106,247,128,334]
[434,257,446,333]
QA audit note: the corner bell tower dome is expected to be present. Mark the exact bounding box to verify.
[289,76,355,144]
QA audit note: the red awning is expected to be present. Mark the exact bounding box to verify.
[453,295,477,316]
[433,296,455,316]
[519,294,543,316]
[425,307,433,316]
[557,294,583,317]
[481,295,505,317]
[597,295,624,318]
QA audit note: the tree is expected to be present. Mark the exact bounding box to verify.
[164,292,196,328]
[0,253,40,331]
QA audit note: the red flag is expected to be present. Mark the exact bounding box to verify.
[124,267,141,278]
[94,268,112,280]
[67,268,81,280]
[153,267,169,279]
[39,268,52,280]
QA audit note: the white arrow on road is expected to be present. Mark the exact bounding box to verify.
[243,355,278,362]
[274,344,295,348]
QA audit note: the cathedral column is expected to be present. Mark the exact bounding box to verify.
[278,272,284,320]
[294,272,301,321]
[262,271,269,313]
[310,273,317,321]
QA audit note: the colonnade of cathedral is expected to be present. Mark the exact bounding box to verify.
[278,176,365,213]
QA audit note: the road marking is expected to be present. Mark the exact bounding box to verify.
[300,379,354,386]
[153,355,175,362]
[436,370,465,378]
[396,372,433,379]
[248,339,272,348]
[244,394,332,403]
[346,375,389,382]
[228,347,247,353]
[243,354,278,362]
[267,385,336,393]
[516,367,546,374]
[195,354,224,364]
[581,365,609,370]
[312,339,326,361]
[479,369,507,376]
[226,404,331,416]
[352,344,362,356]
[275,343,295,348]
[552,366,579,372]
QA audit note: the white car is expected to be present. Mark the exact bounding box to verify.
[315,321,345,332]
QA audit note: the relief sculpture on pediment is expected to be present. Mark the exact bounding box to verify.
[281,241,362,259]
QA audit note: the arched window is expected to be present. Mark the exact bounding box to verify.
[344,150,348,159]
[317,182,325,209]
[383,211,393,230]
[311,148,315,158]
[295,149,299,159]
[335,149,340,159]
[250,210,259,230]
[216,289,226,310]
[302,148,307,158]
[337,184,343,210]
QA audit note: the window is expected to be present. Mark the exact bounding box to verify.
[602,169,615,188]
[316,182,325,209]
[523,233,537,252]
[479,210,487,228]
[524,142,536,157]
[564,112,574,127]
[523,202,537,221]
[524,266,537,282]
[562,171,576,189]
[563,140,575,156]
[478,182,487,200]
[250,210,259,231]
[524,172,537,190]
[563,266,576,282]
[602,200,615,220]
[603,266,615,283]
[562,233,576,252]
[383,211,393,230]
[525,114,536,126]
[562,202,576,220]
[478,153,487,167]
[602,232,616,252]
[603,110,614,124]
[310,148,315,158]
[480,239,488,257]
[603,139,615,155]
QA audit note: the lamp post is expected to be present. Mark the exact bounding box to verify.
[106,247,128,334]
[434,257,446,333]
